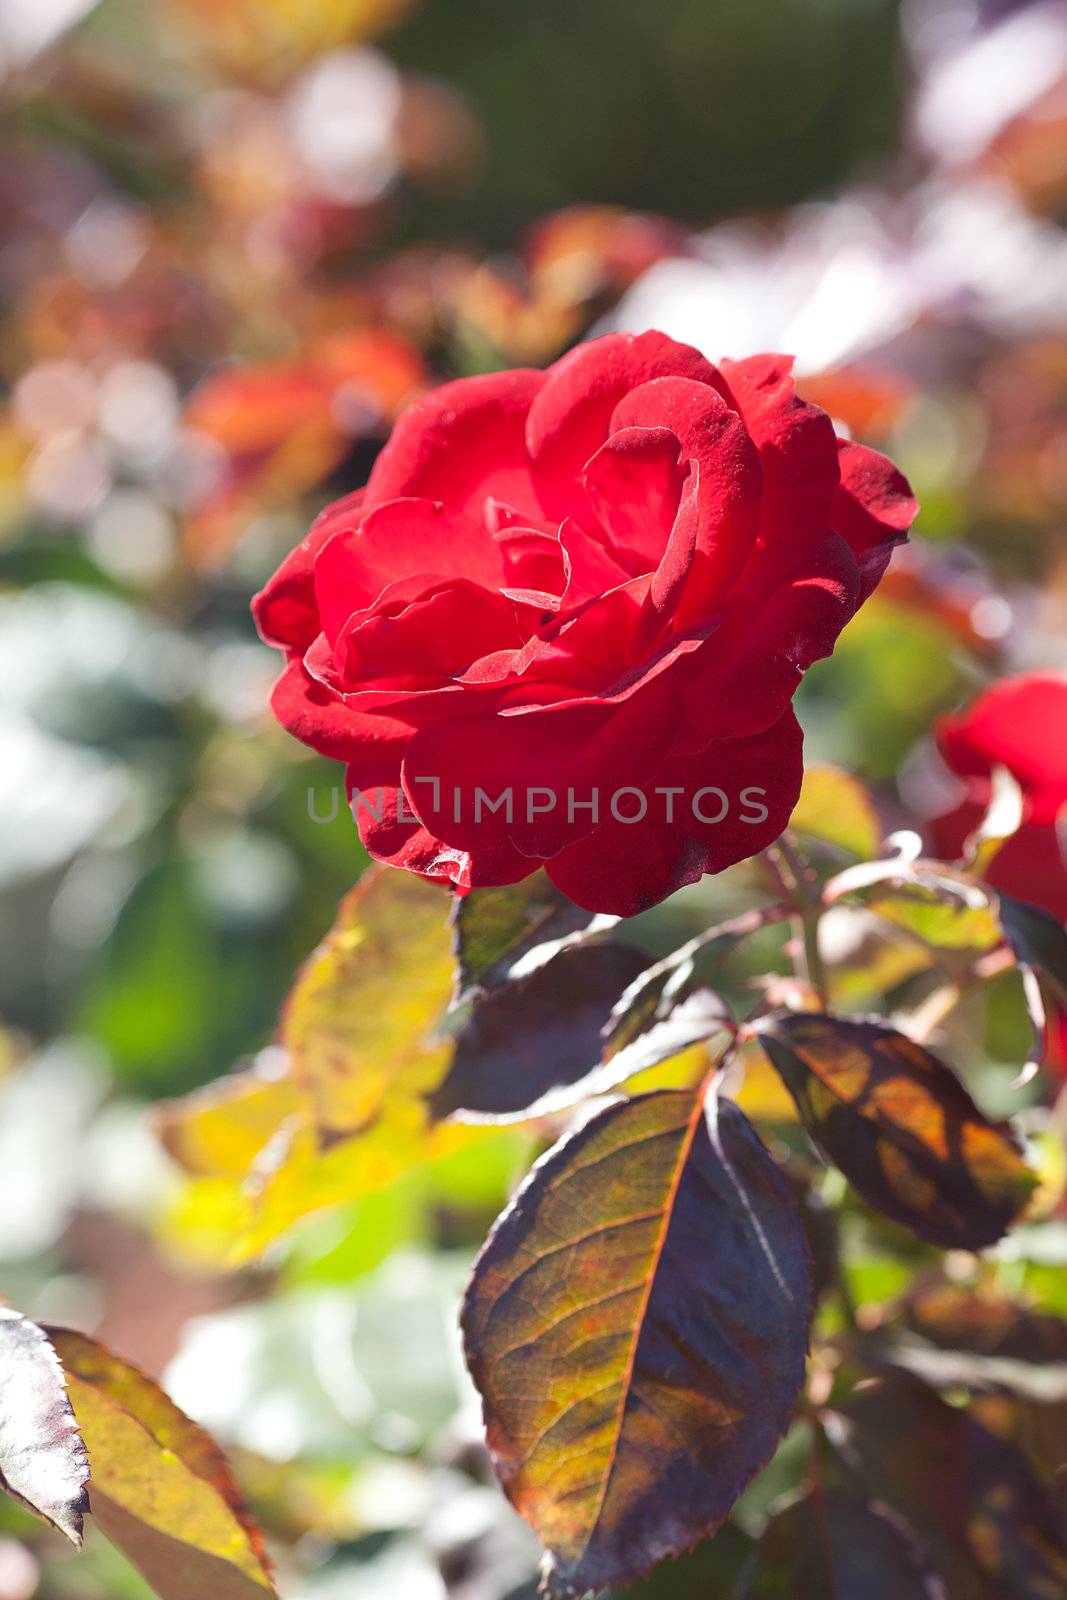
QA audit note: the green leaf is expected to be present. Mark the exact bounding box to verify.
[462,1084,813,1597]
[789,765,881,861]
[452,870,615,1000]
[49,1328,276,1600]
[866,884,1002,951]
[826,856,1002,952]
[755,1012,1036,1249]
[0,1308,88,1545]
[746,1489,941,1598]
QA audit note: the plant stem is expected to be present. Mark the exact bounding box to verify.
[767,837,829,1005]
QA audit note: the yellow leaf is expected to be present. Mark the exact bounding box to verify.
[156,1055,298,1179]
[231,1108,489,1264]
[50,1330,275,1600]
[281,867,455,1138]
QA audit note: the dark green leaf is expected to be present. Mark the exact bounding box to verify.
[999,897,1067,1008]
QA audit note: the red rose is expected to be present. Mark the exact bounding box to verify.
[932,674,1067,924]
[253,331,916,915]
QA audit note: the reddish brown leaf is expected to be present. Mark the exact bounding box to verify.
[452,870,615,1001]
[755,1013,1036,1249]
[748,1489,942,1598]
[462,1085,813,1597]
[904,1285,1067,1367]
[0,1309,88,1545]
[873,1285,1067,1401]
[431,942,650,1121]
[829,1375,1067,1600]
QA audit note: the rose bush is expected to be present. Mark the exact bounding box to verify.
[254,330,916,914]
[932,673,1067,923]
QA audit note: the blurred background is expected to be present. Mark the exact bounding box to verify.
[1,0,1066,1595]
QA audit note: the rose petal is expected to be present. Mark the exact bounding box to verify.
[832,439,917,602]
[270,658,410,762]
[347,777,533,891]
[718,354,840,576]
[581,426,685,571]
[252,490,364,655]
[339,579,526,686]
[365,369,546,522]
[527,330,720,520]
[400,678,680,861]
[673,532,861,747]
[559,517,631,608]
[314,497,503,643]
[607,375,763,617]
[936,675,1067,799]
[495,524,567,605]
[546,709,804,915]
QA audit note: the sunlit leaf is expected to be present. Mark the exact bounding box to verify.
[452,871,615,1001]
[231,1106,492,1262]
[602,914,770,1044]
[731,1043,801,1122]
[462,1084,813,1597]
[826,857,1002,952]
[600,988,730,1089]
[755,1013,1036,1248]
[866,888,1002,952]
[999,897,1067,1008]
[431,942,650,1121]
[830,1375,1067,1599]
[747,1488,941,1598]
[49,1329,276,1600]
[826,930,933,1010]
[789,765,881,861]
[281,866,454,1139]
[0,1309,88,1545]
[156,1053,298,1179]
